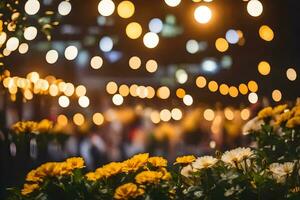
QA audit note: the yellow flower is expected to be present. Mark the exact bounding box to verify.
[26,169,43,183]
[36,162,71,177]
[122,153,149,173]
[272,104,288,115]
[135,171,163,185]
[148,156,167,168]
[114,183,144,200]
[159,167,172,181]
[258,107,273,119]
[96,162,124,179]
[21,184,39,196]
[66,157,85,170]
[37,119,53,132]
[286,116,300,128]
[174,155,196,165]
[11,121,39,134]
[85,172,99,181]
[274,111,292,126]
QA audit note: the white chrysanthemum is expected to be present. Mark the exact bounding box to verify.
[242,117,264,135]
[269,162,295,183]
[192,156,218,170]
[221,147,254,167]
[269,162,294,176]
[181,164,193,178]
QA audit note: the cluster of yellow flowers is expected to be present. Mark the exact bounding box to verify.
[11,119,53,134]
[22,157,85,195]
[258,103,300,128]
[84,154,171,199]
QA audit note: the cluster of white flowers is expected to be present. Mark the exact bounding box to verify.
[221,147,254,168]
[269,162,295,183]
[181,156,218,177]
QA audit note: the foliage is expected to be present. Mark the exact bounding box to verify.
[7,102,300,199]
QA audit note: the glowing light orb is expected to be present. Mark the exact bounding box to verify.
[98,0,115,16]
[46,50,59,64]
[126,22,142,39]
[143,32,159,48]
[247,0,263,17]
[117,1,135,18]
[24,26,38,41]
[164,0,181,7]
[64,46,78,60]
[194,6,212,24]
[90,56,103,69]
[25,0,40,15]
[99,36,113,52]
[58,1,72,16]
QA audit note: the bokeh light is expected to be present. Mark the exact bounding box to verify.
[98,0,115,16]
[204,109,215,121]
[90,56,103,69]
[143,32,159,48]
[99,36,113,52]
[259,25,274,42]
[215,38,229,52]
[157,86,170,99]
[58,1,72,16]
[272,89,282,102]
[171,108,183,121]
[149,18,163,33]
[183,94,193,106]
[196,76,207,88]
[194,6,212,24]
[286,68,297,81]
[112,94,124,106]
[208,81,218,92]
[117,1,135,18]
[25,0,40,15]
[73,113,85,126]
[248,92,258,104]
[146,59,158,73]
[78,96,90,108]
[129,56,142,69]
[258,61,271,76]
[64,46,78,60]
[160,109,172,122]
[164,0,181,7]
[24,26,38,41]
[93,113,104,125]
[58,95,70,108]
[126,22,142,39]
[46,50,59,64]
[247,0,263,17]
[106,81,118,94]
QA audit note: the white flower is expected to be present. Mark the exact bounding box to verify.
[192,156,218,170]
[221,147,254,167]
[242,117,264,135]
[181,164,193,178]
[269,162,295,183]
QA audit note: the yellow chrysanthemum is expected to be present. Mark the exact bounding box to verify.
[274,111,292,126]
[159,167,172,181]
[66,157,85,170]
[85,172,99,181]
[135,171,163,185]
[114,183,144,200]
[37,119,53,132]
[258,107,273,119]
[12,121,39,134]
[96,162,124,179]
[174,155,196,165]
[122,153,149,173]
[272,104,288,115]
[148,156,167,168]
[26,169,43,183]
[21,183,39,196]
[286,116,300,128]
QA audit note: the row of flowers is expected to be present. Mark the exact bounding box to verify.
[7,102,300,199]
[7,149,300,200]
